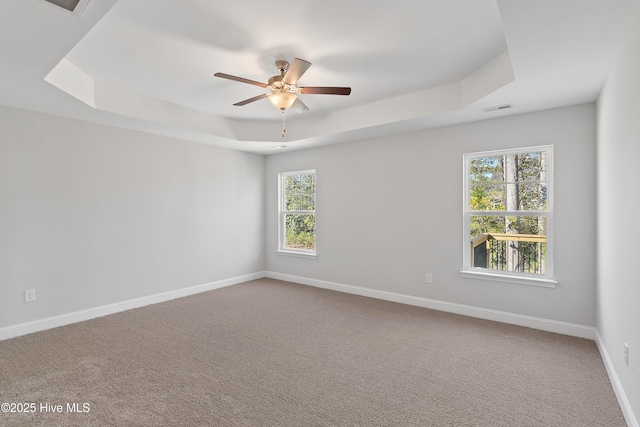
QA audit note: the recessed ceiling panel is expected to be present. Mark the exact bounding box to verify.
[4,0,634,153]
[58,0,507,121]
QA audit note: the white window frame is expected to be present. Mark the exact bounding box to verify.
[461,145,556,287]
[277,169,317,259]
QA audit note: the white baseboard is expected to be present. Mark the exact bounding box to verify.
[3,271,596,342]
[0,272,266,341]
[595,330,639,427]
[266,271,596,340]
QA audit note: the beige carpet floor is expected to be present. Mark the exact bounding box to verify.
[0,278,626,426]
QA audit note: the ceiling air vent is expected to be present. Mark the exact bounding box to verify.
[482,103,513,113]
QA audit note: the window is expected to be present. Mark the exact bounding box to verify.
[462,146,555,286]
[278,170,316,257]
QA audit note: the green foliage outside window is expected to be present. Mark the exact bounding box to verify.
[283,173,316,251]
[469,152,547,237]
[468,150,549,274]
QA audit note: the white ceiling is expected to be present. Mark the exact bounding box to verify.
[0,0,637,154]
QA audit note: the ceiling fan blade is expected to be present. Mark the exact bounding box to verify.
[214,72,268,88]
[233,93,270,106]
[299,86,351,95]
[291,98,309,112]
[283,58,312,85]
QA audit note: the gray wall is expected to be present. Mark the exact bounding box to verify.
[1,102,599,332]
[597,4,640,421]
[0,105,265,328]
[266,103,597,326]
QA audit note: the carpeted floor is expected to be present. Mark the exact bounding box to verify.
[0,278,626,426]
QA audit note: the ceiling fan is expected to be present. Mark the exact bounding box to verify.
[214,58,351,112]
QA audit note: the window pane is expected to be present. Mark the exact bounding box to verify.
[285,173,315,211]
[518,151,545,181]
[470,183,505,210]
[469,151,548,213]
[470,156,503,184]
[518,182,548,210]
[470,215,546,274]
[285,213,316,251]
[284,175,300,210]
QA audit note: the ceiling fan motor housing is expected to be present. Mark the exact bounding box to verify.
[268,75,284,89]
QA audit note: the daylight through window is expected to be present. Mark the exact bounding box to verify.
[279,170,316,255]
[463,146,553,282]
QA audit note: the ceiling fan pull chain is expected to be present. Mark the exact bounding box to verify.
[281,111,286,137]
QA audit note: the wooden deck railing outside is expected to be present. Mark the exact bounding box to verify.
[471,233,546,274]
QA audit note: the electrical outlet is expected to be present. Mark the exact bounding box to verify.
[24,289,36,303]
[624,343,629,367]
[425,273,432,284]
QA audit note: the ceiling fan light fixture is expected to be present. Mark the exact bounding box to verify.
[269,92,297,111]
[214,57,350,121]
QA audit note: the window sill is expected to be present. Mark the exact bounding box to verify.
[276,250,317,259]
[460,269,557,288]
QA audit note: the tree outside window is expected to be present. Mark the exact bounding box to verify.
[464,146,553,279]
[279,170,316,254]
